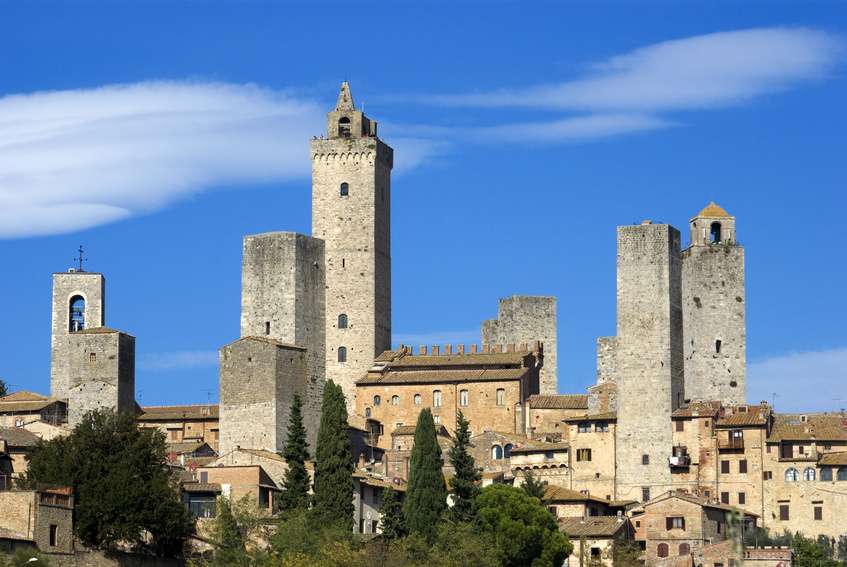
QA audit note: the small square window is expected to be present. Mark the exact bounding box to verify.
[642,454,650,465]
[738,492,746,505]
[89,352,96,363]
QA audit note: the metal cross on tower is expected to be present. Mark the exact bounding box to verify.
[74,245,86,272]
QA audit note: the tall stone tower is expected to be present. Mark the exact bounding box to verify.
[482,296,558,394]
[238,232,326,448]
[614,222,685,502]
[311,82,392,409]
[66,328,135,427]
[681,202,746,405]
[51,270,105,400]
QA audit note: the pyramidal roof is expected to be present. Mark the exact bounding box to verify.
[696,201,732,219]
[0,390,48,403]
[335,81,355,111]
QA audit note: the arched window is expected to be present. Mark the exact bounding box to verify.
[373,395,381,406]
[821,467,833,481]
[414,394,422,406]
[804,467,816,481]
[365,407,371,418]
[69,295,85,332]
[340,182,349,197]
[338,117,351,137]
[679,543,690,556]
[504,443,513,458]
[337,346,347,363]
[433,390,442,407]
[496,388,505,406]
[338,314,348,328]
[657,543,669,558]
[785,468,799,482]
[459,389,469,407]
[837,467,847,481]
[391,395,399,406]
[492,445,503,460]
[710,222,722,243]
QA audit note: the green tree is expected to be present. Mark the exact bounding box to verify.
[24,409,191,555]
[312,381,353,528]
[793,533,841,567]
[0,378,7,398]
[378,486,405,539]
[520,470,548,501]
[279,394,311,512]
[447,411,480,523]
[475,484,572,567]
[402,408,447,542]
[210,496,247,566]
[612,538,644,567]
[2,549,52,567]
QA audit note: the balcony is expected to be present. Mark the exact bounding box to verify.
[669,446,691,468]
[718,437,744,451]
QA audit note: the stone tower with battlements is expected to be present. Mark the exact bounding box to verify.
[681,202,746,405]
[51,270,105,400]
[614,222,685,502]
[311,82,393,409]
[482,296,557,395]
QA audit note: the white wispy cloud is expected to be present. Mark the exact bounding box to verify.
[0,81,438,239]
[748,347,847,412]
[393,329,480,349]
[421,28,843,111]
[139,349,218,372]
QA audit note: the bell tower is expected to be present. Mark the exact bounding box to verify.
[311,82,393,409]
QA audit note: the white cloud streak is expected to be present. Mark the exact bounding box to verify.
[748,347,847,412]
[423,28,843,111]
[0,81,438,239]
[139,349,218,372]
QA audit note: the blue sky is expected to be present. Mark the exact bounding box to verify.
[1,2,845,412]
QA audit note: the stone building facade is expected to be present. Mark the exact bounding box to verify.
[0,487,74,554]
[138,404,219,450]
[51,270,105,400]
[482,295,557,395]
[682,203,746,404]
[614,222,685,503]
[312,82,393,411]
[525,394,587,441]
[218,337,307,456]
[65,328,135,428]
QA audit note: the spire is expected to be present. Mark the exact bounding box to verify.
[335,81,355,111]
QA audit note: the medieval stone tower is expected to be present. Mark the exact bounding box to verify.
[681,202,746,404]
[311,82,393,409]
[51,270,105,400]
[613,222,685,502]
[482,296,558,395]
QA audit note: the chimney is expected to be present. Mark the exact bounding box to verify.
[457,344,465,355]
[419,345,427,355]
[519,342,527,352]
[470,344,478,354]
[444,344,452,355]
[432,345,440,355]
[506,343,515,353]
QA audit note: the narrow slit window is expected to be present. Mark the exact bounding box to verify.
[338,346,347,363]
[265,322,271,336]
[716,339,722,354]
[340,182,349,196]
[338,314,348,329]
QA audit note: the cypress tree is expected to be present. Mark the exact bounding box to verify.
[403,408,447,541]
[448,411,480,523]
[279,394,311,511]
[378,486,405,539]
[312,381,354,528]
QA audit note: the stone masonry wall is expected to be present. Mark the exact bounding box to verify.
[596,336,617,384]
[682,244,746,405]
[482,296,557,395]
[614,223,684,502]
[219,338,308,455]
[67,331,135,427]
[51,272,105,400]
[311,135,393,411]
[240,232,326,442]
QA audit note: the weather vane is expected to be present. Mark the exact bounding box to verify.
[74,245,86,272]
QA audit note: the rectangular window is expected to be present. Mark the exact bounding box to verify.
[799,445,806,454]
[641,487,650,502]
[433,390,442,408]
[721,492,730,504]
[200,471,208,483]
[459,389,469,407]
[675,420,684,432]
[595,422,609,432]
[265,322,271,335]
[89,352,96,363]
[642,454,650,465]
[739,459,748,474]
[779,504,789,521]
[496,388,505,406]
[433,415,440,424]
[666,516,685,530]
[814,506,823,521]
[721,460,730,474]
[578,423,590,433]
[49,525,58,547]
[780,443,792,459]
[577,449,592,462]
[738,492,746,505]
[763,471,773,480]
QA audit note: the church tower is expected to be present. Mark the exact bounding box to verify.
[311,83,393,409]
[51,264,105,400]
[681,202,746,405]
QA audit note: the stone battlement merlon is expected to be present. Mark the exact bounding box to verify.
[395,341,543,357]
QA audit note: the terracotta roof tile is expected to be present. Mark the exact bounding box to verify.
[392,424,450,437]
[0,427,41,448]
[564,412,617,422]
[139,404,219,421]
[818,452,847,466]
[769,414,847,442]
[672,401,721,418]
[544,485,607,503]
[510,441,569,454]
[527,394,588,410]
[558,516,628,538]
[717,404,770,428]
[357,367,528,385]
[0,391,48,403]
[695,201,732,219]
